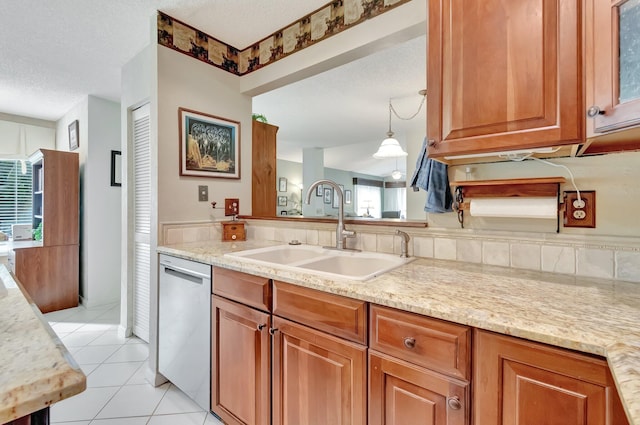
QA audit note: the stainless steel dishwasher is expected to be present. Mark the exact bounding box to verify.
[158,254,211,411]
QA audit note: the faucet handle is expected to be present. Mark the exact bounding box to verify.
[343,229,356,238]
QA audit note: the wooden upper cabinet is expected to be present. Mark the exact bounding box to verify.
[427,0,583,158]
[251,120,278,217]
[581,0,640,154]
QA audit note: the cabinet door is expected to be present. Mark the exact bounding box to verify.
[473,330,629,425]
[369,351,469,425]
[251,120,278,217]
[427,0,582,158]
[211,295,271,425]
[586,0,640,139]
[272,316,367,425]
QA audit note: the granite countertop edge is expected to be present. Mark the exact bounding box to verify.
[158,241,640,424]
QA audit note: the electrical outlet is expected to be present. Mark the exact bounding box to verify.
[225,198,239,216]
[564,191,595,228]
[198,185,208,202]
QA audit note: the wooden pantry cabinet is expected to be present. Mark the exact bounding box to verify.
[473,329,629,425]
[13,149,79,313]
[427,0,583,159]
[211,268,366,425]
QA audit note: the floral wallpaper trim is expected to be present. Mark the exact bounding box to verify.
[157,0,411,76]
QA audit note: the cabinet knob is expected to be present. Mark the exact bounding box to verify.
[231,234,237,240]
[257,324,266,331]
[269,328,279,336]
[587,106,606,118]
[427,139,437,147]
[447,396,462,410]
[403,337,416,349]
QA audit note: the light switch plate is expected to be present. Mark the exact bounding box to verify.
[198,185,208,202]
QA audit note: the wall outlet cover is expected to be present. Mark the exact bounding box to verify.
[225,198,239,216]
[564,191,595,228]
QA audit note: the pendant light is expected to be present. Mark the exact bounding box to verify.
[391,157,402,180]
[373,100,408,159]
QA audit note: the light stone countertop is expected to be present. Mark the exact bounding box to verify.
[0,265,86,423]
[159,240,640,425]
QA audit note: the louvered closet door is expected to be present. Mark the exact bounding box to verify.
[132,104,151,342]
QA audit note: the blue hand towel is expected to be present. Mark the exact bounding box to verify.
[410,138,453,213]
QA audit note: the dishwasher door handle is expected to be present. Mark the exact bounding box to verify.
[161,263,210,281]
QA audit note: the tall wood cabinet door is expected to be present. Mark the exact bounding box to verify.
[586,0,640,138]
[251,120,278,217]
[473,330,629,425]
[369,351,469,425]
[211,295,271,425]
[272,316,367,425]
[427,0,582,158]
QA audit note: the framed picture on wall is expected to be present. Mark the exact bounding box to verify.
[316,185,323,197]
[332,184,344,208]
[278,196,287,206]
[178,107,240,179]
[344,189,351,204]
[68,120,79,151]
[279,177,287,192]
[323,188,332,204]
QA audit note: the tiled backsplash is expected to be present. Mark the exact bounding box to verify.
[161,220,640,283]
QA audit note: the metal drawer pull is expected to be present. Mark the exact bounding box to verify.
[447,396,462,410]
[403,337,416,349]
[587,105,606,118]
[257,324,266,331]
[269,328,279,335]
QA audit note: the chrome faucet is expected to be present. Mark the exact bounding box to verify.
[395,230,410,258]
[305,179,356,250]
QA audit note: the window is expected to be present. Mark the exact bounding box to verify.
[0,160,32,237]
[353,178,382,218]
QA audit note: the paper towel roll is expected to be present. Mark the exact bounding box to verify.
[469,197,557,219]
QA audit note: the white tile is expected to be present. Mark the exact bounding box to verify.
[72,345,122,365]
[359,233,377,252]
[126,362,149,385]
[89,330,127,346]
[457,239,482,263]
[252,226,275,241]
[51,421,91,425]
[616,251,640,282]
[44,308,80,322]
[87,362,144,388]
[434,238,456,260]
[305,229,319,245]
[482,241,510,267]
[61,331,106,347]
[154,384,203,415]
[105,343,149,363]
[50,386,119,422]
[541,245,575,274]
[165,228,183,245]
[76,323,118,332]
[80,363,100,376]
[376,234,394,254]
[52,322,85,334]
[510,243,541,270]
[95,383,169,419]
[148,412,207,425]
[183,227,199,243]
[318,230,332,247]
[126,336,146,345]
[413,236,433,258]
[576,248,614,279]
[90,417,150,424]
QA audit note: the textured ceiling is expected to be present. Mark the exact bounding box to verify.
[0,0,426,177]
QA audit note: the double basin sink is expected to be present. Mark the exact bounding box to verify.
[224,244,413,281]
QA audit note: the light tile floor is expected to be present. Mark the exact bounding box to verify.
[44,303,223,425]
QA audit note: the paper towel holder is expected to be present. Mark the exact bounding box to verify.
[450,177,566,231]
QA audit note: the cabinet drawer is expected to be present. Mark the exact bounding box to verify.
[272,280,367,344]
[213,267,271,312]
[369,305,470,380]
[221,222,246,241]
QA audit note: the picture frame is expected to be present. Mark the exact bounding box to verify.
[280,210,288,216]
[278,196,288,206]
[110,150,122,187]
[279,177,287,192]
[316,185,323,197]
[68,120,79,151]
[332,184,345,208]
[323,188,332,204]
[344,189,352,204]
[178,107,240,179]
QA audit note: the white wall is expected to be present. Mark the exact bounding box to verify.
[156,47,252,224]
[57,96,122,308]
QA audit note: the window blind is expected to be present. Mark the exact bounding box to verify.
[0,160,32,237]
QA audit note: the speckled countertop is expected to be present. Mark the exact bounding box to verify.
[0,265,86,423]
[158,240,640,425]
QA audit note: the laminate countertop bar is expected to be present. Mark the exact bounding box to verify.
[159,240,640,425]
[0,265,86,423]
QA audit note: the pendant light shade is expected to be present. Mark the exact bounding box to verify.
[391,169,402,180]
[373,100,408,159]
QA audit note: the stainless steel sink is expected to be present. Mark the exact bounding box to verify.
[224,244,412,281]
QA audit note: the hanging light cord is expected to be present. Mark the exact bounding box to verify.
[390,94,426,121]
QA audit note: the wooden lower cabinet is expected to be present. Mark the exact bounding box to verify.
[473,329,629,425]
[211,295,271,425]
[272,316,367,425]
[369,351,469,425]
